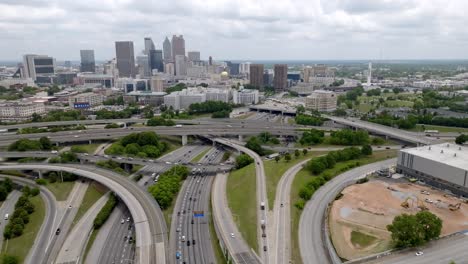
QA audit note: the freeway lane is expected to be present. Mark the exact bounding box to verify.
[272,158,311,264]
[0,190,21,249]
[0,175,57,264]
[299,159,396,264]
[0,164,167,264]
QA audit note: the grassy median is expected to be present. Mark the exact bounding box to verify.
[290,149,397,264]
[191,147,211,163]
[264,151,328,208]
[46,181,75,201]
[72,182,107,226]
[226,163,258,252]
[1,195,45,263]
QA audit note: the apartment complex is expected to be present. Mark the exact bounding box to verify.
[249,64,264,88]
[305,90,337,112]
[0,101,46,120]
[68,92,106,108]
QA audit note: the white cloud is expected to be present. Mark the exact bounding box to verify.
[0,0,467,60]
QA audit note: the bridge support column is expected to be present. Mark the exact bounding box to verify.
[238,135,243,142]
[55,142,60,147]
[123,123,127,128]
[38,170,43,179]
[124,163,132,173]
[181,135,188,146]
[88,140,92,145]
[385,135,389,140]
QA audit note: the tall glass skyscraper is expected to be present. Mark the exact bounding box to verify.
[80,50,95,72]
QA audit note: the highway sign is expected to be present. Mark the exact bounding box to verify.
[193,211,204,218]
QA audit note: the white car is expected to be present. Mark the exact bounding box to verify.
[165,161,171,165]
[121,219,125,224]
[415,251,424,256]
[230,233,235,238]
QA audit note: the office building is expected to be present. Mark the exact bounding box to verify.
[396,144,468,196]
[229,63,240,75]
[209,56,213,66]
[171,35,185,61]
[0,101,46,120]
[150,77,165,92]
[274,64,288,92]
[187,65,207,78]
[233,88,259,105]
[165,63,175,76]
[164,90,205,110]
[116,78,150,93]
[22,54,56,82]
[144,37,155,55]
[264,71,273,87]
[115,41,136,78]
[136,55,150,77]
[240,62,251,75]
[68,92,106,109]
[249,64,264,88]
[188,51,200,62]
[303,65,335,87]
[163,36,172,62]
[305,90,337,112]
[149,49,164,73]
[80,50,95,72]
[175,55,187,76]
[124,91,166,106]
[76,73,114,88]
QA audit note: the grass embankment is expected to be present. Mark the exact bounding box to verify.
[226,163,257,252]
[82,229,98,261]
[46,181,75,201]
[209,199,228,264]
[159,135,182,153]
[1,195,45,263]
[289,149,397,264]
[70,143,102,154]
[72,182,107,226]
[264,151,328,208]
[191,147,211,163]
[350,230,378,248]
[408,124,468,133]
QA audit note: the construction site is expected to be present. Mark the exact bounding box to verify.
[328,178,468,261]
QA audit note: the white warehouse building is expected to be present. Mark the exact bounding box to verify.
[396,143,468,196]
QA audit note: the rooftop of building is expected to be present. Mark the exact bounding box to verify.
[126,91,166,96]
[400,143,468,171]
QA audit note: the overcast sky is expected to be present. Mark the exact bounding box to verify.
[1,0,468,61]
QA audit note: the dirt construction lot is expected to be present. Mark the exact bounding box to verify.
[329,179,468,261]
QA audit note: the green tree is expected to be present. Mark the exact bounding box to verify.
[361,144,373,156]
[235,154,254,169]
[294,149,300,159]
[39,137,53,150]
[3,178,13,193]
[245,137,264,155]
[275,155,280,163]
[284,153,291,162]
[455,134,467,145]
[1,255,19,264]
[302,149,308,156]
[415,211,442,241]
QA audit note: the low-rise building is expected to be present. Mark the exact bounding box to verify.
[68,92,106,109]
[305,90,337,112]
[0,100,46,120]
[232,88,259,105]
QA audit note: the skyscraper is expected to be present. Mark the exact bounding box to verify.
[249,64,264,88]
[187,51,200,62]
[144,37,155,55]
[163,37,172,62]
[22,54,56,82]
[136,55,150,77]
[209,56,213,66]
[273,64,288,92]
[115,41,135,78]
[175,55,187,76]
[367,62,372,86]
[80,50,95,72]
[171,35,185,61]
[149,49,164,73]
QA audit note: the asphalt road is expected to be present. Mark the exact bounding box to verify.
[0,175,57,264]
[271,158,311,264]
[211,172,261,264]
[96,144,208,264]
[0,190,21,249]
[299,159,397,264]
[171,147,224,264]
[214,138,269,263]
[364,232,468,264]
[0,164,166,264]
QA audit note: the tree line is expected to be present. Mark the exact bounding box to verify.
[148,166,189,209]
[105,132,168,158]
[8,137,53,152]
[4,186,39,240]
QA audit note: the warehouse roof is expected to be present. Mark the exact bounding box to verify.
[400,143,468,171]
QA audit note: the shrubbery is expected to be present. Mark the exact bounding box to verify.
[148,166,189,209]
[3,189,36,239]
[235,154,254,169]
[146,117,176,126]
[188,101,233,115]
[295,114,324,126]
[93,194,117,229]
[299,129,325,145]
[245,137,266,156]
[329,129,370,145]
[48,152,78,163]
[105,132,168,158]
[8,137,53,152]
[96,160,127,175]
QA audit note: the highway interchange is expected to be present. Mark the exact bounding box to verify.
[0,114,464,264]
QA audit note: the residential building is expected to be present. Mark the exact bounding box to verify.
[249,64,264,88]
[305,90,337,112]
[68,92,106,108]
[274,64,288,92]
[80,50,95,72]
[233,88,259,105]
[187,51,201,62]
[163,37,172,62]
[171,35,185,61]
[149,49,164,73]
[144,37,155,55]
[115,41,136,78]
[0,101,46,120]
[397,144,468,196]
[22,54,56,82]
[175,55,187,76]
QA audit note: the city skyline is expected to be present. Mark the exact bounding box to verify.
[2,0,468,61]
